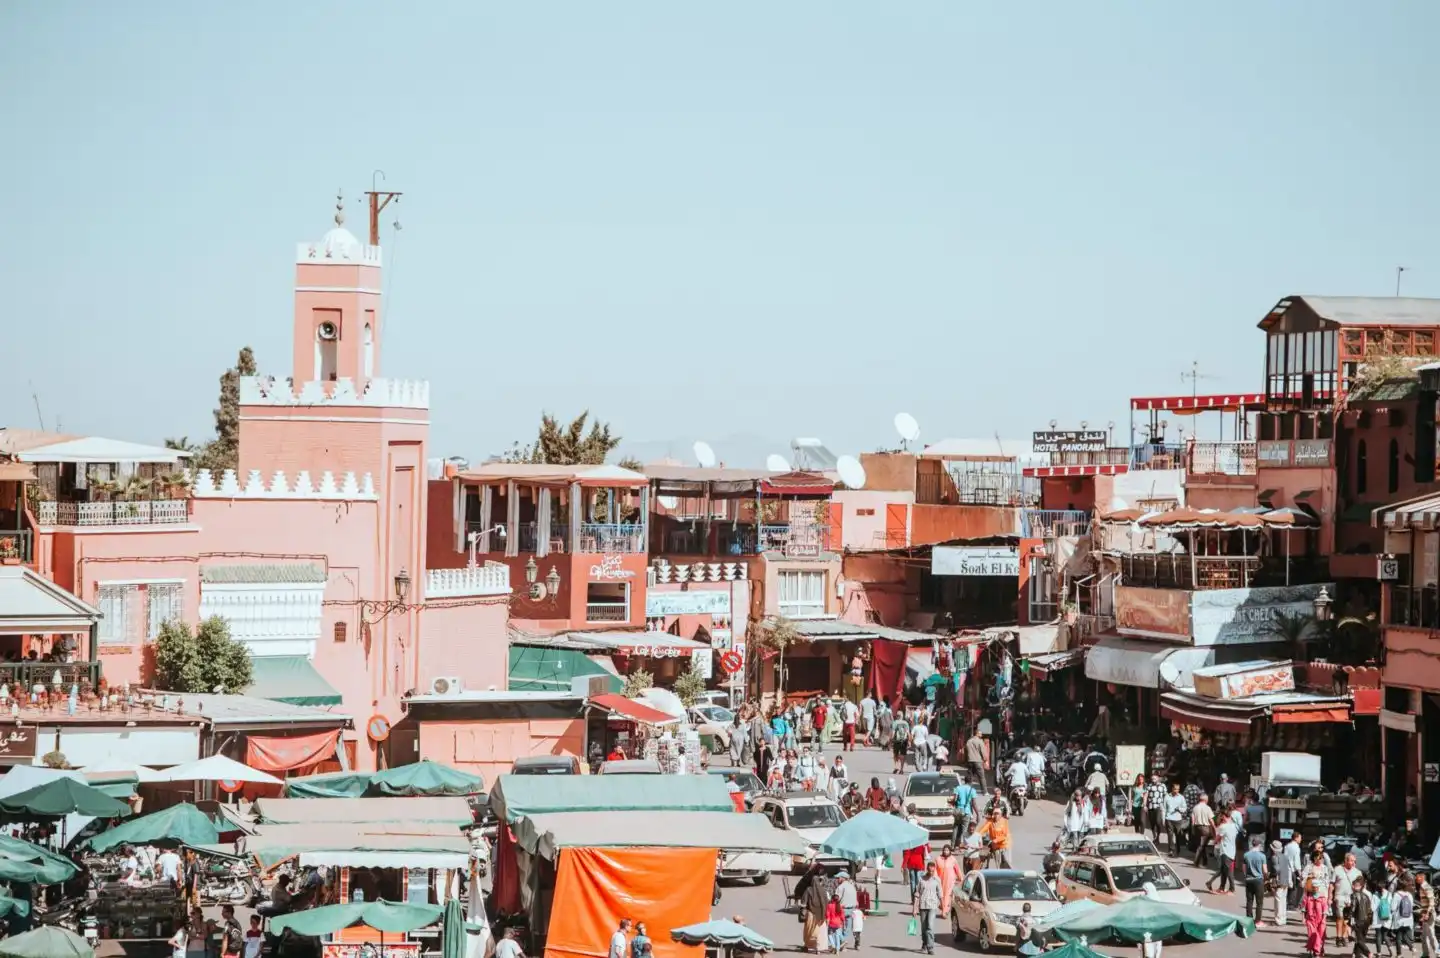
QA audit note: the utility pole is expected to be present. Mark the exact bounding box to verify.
[364,170,402,247]
[1180,361,1216,399]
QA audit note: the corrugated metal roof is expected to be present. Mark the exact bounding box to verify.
[200,563,326,584]
[142,691,350,726]
[1279,295,1440,329]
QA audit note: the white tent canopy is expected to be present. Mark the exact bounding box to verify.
[158,754,281,785]
[14,436,189,465]
[82,760,166,783]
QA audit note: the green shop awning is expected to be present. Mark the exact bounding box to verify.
[248,656,342,707]
[508,646,620,694]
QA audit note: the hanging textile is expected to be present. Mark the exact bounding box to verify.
[245,730,341,772]
[868,639,909,706]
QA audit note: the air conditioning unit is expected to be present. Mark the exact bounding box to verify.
[430,676,464,696]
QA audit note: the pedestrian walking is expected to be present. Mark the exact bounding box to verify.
[1206,813,1239,895]
[609,919,632,958]
[796,863,828,953]
[892,712,911,774]
[966,729,989,790]
[1163,784,1188,857]
[1303,848,1333,958]
[1242,836,1268,921]
[911,720,930,772]
[915,862,942,955]
[1272,839,1295,926]
[1352,875,1376,958]
[1287,833,1306,911]
[826,892,847,954]
[860,694,877,745]
[1213,773,1237,809]
[1190,795,1215,869]
[1395,878,1417,957]
[1337,853,1366,948]
[842,698,859,752]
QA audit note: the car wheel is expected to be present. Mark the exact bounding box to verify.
[978,922,991,953]
[753,872,770,887]
[950,911,962,944]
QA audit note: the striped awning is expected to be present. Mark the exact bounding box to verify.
[1373,492,1440,530]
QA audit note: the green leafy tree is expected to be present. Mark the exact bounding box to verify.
[195,347,257,474]
[164,437,198,452]
[760,617,803,703]
[673,663,707,707]
[153,616,254,693]
[509,411,622,465]
[622,668,654,699]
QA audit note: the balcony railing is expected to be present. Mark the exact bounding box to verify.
[517,523,569,553]
[1188,442,1257,476]
[0,661,102,691]
[1388,586,1440,629]
[577,523,644,554]
[1047,448,1132,467]
[1071,613,1116,642]
[425,565,511,598]
[1120,553,1260,590]
[1022,510,1090,538]
[0,530,32,563]
[1130,444,1186,470]
[585,602,629,623]
[37,500,189,527]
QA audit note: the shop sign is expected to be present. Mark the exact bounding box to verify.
[1193,662,1294,700]
[1258,439,1333,468]
[625,644,692,658]
[0,726,35,762]
[692,649,714,680]
[1189,583,1332,646]
[1294,440,1331,467]
[1426,763,1440,784]
[1033,430,1107,453]
[712,628,733,650]
[1258,441,1292,467]
[932,546,1020,577]
[645,590,730,618]
[590,555,636,580]
[1115,585,1192,639]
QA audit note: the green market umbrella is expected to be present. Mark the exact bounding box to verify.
[0,778,131,820]
[84,803,221,853]
[817,809,929,861]
[0,835,78,885]
[0,925,94,958]
[270,900,444,937]
[1035,899,1104,930]
[370,761,484,798]
[0,895,29,919]
[283,771,374,799]
[1037,942,1113,958]
[671,920,774,950]
[1049,896,1256,945]
[440,900,466,958]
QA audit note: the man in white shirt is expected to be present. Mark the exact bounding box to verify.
[1162,784,1189,856]
[494,927,525,958]
[1024,748,1045,782]
[608,919,632,958]
[1085,764,1110,796]
[120,846,140,884]
[911,721,930,772]
[842,699,861,752]
[156,848,183,887]
[860,695,877,744]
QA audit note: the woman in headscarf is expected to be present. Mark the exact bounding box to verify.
[794,862,829,954]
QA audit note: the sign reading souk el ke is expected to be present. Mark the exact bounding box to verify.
[932,546,1020,576]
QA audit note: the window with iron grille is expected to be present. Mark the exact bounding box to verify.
[96,584,140,646]
[146,583,184,641]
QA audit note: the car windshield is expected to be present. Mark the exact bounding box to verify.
[905,775,960,797]
[717,771,762,792]
[1110,863,1184,892]
[513,764,570,775]
[700,706,735,724]
[985,876,1055,901]
[789,804,845,829]
[1090,840,1159,858]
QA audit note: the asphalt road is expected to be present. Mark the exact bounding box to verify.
[715,743,1306,958]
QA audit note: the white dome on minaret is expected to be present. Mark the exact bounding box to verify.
[320,191,361,259]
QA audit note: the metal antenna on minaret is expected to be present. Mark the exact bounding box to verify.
[364,171,402,246]
[334,190,345,227]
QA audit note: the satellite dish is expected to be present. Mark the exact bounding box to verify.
[658,495,680,510]
[836,455,867,489]
[894,412,920,442]
[693,441,717,468]
[765,454,790,471]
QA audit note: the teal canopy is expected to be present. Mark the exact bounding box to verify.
[0,835,79,885]
[440,900,466,958]
[282,761,483,799]
[489,773,733,823]
[369,761,484,798]
[0,926,94,958]
[508,646,620,694]
[817,809,929,861]
[1049,896,1255,945]
[270,900,444,937]
[671,921,774,950]
[1035,899,1104,931]
[247,655,343,707]
[0,894,29,919]
[1036,942,1113,958]
[85,803,221,852]
[0,778,131,820]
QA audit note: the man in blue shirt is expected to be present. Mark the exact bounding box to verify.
[951,779,979,847]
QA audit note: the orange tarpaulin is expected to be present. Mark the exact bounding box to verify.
[1272,705,1351,724]
[544,847,715,958]
[246,730,341,772]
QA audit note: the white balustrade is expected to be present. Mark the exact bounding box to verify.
[425,565,512,598]
[41,500,190,526]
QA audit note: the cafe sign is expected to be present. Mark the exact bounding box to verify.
[932,546,1020,577]
[1033,430,1107,453]
[1190,583,1331,646]
[0,726,37,762]
[1258,439,1333,469]
[645,590,731,618]
[589,555,636,580]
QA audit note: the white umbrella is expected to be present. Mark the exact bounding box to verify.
[158,755,281,785]
[82,760,166,783]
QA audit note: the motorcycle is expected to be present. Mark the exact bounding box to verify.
[1028,772,1046,801]
[1008,783,1028,817]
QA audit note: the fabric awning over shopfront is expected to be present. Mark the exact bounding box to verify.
[508,646,621,694]
[513,809,812,861]
[489,773,734,824]
[1375,491,1440,531]
[1161,691,1352,733]
[1084,635,1217,690]
[588,693,676,725]
[1026,648,1085,677]
[247,656,342,707]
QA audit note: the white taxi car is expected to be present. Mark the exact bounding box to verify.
[1057,853,1199,907]
[951,869,1060,952]
[749,792,848,873]
[902,772,963,838]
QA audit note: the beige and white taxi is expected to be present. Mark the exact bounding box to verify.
[951,869,1061,952]
[1056,852,1199,907]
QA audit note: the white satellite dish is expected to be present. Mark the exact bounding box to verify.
[894,412,921,446]
[693,441,717,468]
[765,454,790,471]
[658,495,680,510]
[836,455,867,489]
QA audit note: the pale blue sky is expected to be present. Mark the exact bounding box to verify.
[3,3,1437,463]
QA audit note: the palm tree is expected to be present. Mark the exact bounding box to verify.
[164,437,198,452]
[1266,612,1317,661]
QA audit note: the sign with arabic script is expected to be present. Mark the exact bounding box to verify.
[589,555,636,580]
[932,546,1020,576]
[1033,430,1107,453]
[0,726,36,762]
[645,590,731,617]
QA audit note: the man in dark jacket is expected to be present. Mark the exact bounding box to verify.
[1350,874,1374,958]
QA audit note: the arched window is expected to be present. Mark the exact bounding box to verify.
[1389,438,1401,494]
[1356,440,1368,494]
[363,323,374,377]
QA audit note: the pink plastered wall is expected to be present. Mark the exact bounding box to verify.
[417,599,511,692]
[416,716,584,783]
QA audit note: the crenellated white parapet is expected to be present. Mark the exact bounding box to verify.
[425,564,512,599]
[296,241,382,266]
[240,375,430,410]
[191,468,379,501]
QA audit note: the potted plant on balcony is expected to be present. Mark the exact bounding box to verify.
[158,471,191,499]
[0,536,19,565]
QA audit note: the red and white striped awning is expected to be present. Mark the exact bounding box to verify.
[1374,491,1440,530]
[1130,393,1267,412]
[1023,464,1129,478]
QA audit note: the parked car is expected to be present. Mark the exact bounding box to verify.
[598,759,663,775]
[902,772,962,837]
[509,755,580,775]
[749,792,848,873]
[1073,834,1162,859]
[951,869,1060,952]
[1057,853,1198,907]
[691,704,736,726]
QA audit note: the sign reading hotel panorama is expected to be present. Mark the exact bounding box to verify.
[1115,582,1332,646]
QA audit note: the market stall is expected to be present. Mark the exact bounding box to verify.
[270,898,444,958]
